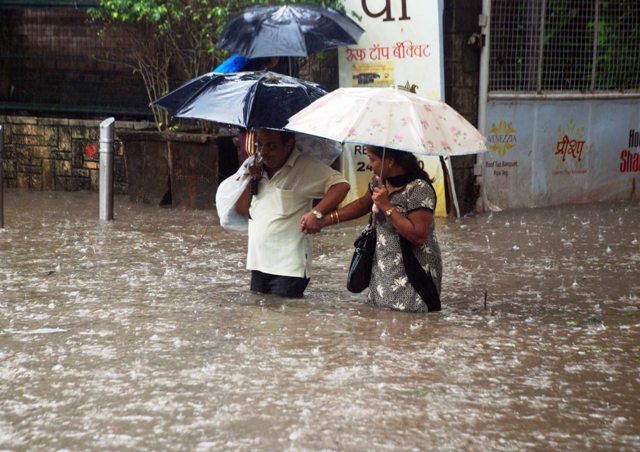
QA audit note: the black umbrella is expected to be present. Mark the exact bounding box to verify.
[153,71,327,130]
[216,3,365,58]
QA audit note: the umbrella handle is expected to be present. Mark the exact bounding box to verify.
[249,150,263,195]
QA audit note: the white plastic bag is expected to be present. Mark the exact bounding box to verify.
[215,156,254,233]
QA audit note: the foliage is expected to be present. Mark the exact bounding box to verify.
[495,0,639,93]
[89,0,345,129]
[543,0,639,91]
[591,0,640,90]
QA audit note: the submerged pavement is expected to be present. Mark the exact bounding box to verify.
[1,189,639,450]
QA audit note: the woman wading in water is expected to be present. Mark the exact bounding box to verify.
[315,145,442,313]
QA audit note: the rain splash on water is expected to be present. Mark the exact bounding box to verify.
[1,189,639,450]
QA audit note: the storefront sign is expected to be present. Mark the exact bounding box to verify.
[484,99,640,208]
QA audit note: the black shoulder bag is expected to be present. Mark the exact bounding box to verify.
[346,213,376,293]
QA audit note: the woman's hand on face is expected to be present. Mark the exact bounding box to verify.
[371,176,392,211]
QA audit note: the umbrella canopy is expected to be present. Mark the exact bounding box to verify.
[285,87,488,156]
[153,71,327,130]
[216,4,365,58]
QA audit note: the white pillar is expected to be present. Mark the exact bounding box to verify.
[99,118,115,221]
[475,0,491,213]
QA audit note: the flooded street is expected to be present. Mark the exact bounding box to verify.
[1,189,639,451]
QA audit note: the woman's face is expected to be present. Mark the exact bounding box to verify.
[365,146,387,176]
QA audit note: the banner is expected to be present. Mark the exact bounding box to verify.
[337,0,447,217]
[483,98,640,209]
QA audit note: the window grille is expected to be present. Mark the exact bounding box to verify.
[0,4,150,117]
[489,0,640,93]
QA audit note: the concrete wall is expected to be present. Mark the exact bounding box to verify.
[0,115,153,194]
[443,0,483,215]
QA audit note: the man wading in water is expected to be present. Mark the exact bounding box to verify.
[234,128,349,298]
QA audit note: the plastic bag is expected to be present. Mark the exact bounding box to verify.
[215,157,254,233]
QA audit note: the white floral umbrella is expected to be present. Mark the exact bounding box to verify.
[285,86,487,156]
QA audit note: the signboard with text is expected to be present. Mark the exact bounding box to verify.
[337,0,447,217]
[483,98,640,209]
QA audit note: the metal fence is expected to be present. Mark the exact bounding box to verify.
[0,2,151,118]
[489,0,640,93]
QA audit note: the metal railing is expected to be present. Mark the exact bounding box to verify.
[0,4,150,117]
[489,0,640,95]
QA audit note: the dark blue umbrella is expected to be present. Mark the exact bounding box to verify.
[153,71,327,130]
[216,3,364,58]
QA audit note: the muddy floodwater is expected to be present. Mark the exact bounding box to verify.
[1,189,639,451]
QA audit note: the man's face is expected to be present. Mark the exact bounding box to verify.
[255,129,294,171]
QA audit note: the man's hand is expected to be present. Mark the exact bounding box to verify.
[245,160,263,179]
[300,181,350,234]
[300,212,323,234]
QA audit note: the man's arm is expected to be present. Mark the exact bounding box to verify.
[234,182,252,215]
[234,157,262,216]
[300,182,350,234]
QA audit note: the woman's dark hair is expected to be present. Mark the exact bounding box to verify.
[369,146,433,182]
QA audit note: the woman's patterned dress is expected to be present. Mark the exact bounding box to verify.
[366,178,442,312]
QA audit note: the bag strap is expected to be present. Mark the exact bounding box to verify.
[394,179,439,310]
[398,236,441,312]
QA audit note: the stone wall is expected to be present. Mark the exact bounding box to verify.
[0,115,154,194]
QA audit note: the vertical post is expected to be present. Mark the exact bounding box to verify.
[0,125,4,229]
[590,0,599,92]
[536,0,546,93]
[99,118,115,221]
[475,0,491,213]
